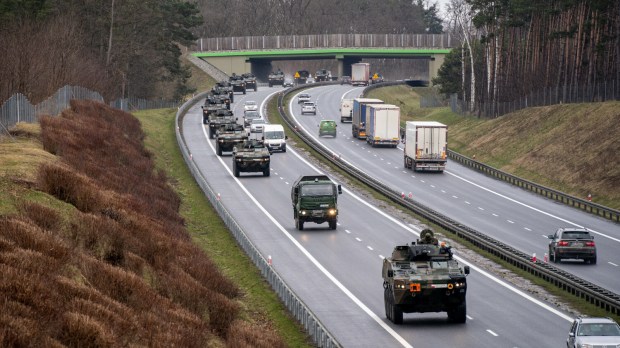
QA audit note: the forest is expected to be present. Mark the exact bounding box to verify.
[1,0,617,113]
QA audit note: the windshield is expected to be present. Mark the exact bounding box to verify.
[245,101,257,106]
[245,112,260,119]
[264,131,284,140]
[578,323,620,336]
[252,119,266,124]
[300,184,334,196]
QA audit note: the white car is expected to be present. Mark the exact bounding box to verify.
[301,102,316,115]
[298,93,311,104]
[249,118,266,134]
[244,100,258,112]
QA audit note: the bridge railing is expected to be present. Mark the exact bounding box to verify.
[195,33,454,52]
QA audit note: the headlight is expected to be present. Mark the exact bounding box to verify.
[328,209,337,216]
[300,210,307,215]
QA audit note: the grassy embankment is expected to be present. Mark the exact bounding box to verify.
[367,85,620,210]
[0,100,310,347]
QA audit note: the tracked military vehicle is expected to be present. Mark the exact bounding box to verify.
[268,70,285,87]
[291,175,342,230]
[382,229,470,324]
[215,123,248,156]
[232,139,271,177]
[207,109,236,139]
[242,73,258,91]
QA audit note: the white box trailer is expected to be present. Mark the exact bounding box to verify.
[404,121,448,172]
[340,98,353,123]
[352,98,384,139]
[351,63,370,86]
[366,104,401,147]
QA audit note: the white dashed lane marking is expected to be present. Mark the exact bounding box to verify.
[486,330,499,337]
[355,237,362,242]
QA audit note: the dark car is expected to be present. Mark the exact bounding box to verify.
[340,76,351,85]
[547,227,597,264]
[567,317,620,348]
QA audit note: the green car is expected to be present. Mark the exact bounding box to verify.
[319,120,337,137]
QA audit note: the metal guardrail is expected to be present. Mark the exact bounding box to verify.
[278,84,620,315]
[175,93,340,348]
[362,82,620,223]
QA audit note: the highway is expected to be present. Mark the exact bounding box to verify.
[288,84,620,295]
[180,86,578,347]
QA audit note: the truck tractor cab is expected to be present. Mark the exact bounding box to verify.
[291,175,342,230]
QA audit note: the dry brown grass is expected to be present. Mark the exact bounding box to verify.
[0,100,286,347]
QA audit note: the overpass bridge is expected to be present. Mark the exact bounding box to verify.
[191,34,455,83]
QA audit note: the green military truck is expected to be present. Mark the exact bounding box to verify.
[232,139,271,177]
[242,73,258,92]
[291,175,342,230]
[207,109,236,139]
[215,123,248,156]
[382,229,470,324]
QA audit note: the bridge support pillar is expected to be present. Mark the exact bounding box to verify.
[428,54,445,85]
[336,59,344,78]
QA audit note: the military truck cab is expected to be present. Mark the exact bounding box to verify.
[291,175,342,230]
[382,229,470,324]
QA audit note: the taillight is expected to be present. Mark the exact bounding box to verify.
[585,241,595,247]
[558,241,569,246]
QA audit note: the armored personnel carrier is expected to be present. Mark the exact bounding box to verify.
[232,139,271,177]
[215,123,248,156]
[382,229,470,324]
[268,70,285,87]
[212,81,233,104]
[229,73,246,95]
[201,94,229,124]
[315,69,332,82]
[242,73,258,92]
[291,175,342,230]
[207,109,236,139]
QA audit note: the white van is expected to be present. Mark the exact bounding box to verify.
[262,124,287,152]
[340,98,353,123]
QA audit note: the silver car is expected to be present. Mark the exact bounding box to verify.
[301,102,316,115]
[567,317,620,348]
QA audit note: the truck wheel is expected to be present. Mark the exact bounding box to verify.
[216,143,222,156]
[296,218,304,231]
[448,301,467,323]
[233,162,240,177]
[329,220,337,230]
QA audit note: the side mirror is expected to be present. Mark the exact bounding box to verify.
[337,184,342,194]
[568,332,574,338]
[464,266,470,275]
[547,235,554,239]
[235,117,238,121]
[387,270,394,277]
[293,187,299,195]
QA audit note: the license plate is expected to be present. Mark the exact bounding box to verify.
[312,210,323,216]
[572,242,583,247]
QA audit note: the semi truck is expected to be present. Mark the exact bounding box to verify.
[403,121,448,172]
[339,98,353,123]
[366,104,400,147]
[351,98,384,139]
[351,63,370,86]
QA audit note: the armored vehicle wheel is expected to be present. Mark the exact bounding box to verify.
[209,127,214,139]
[295,218,304,231]
[263,165,270,177]
[389,293,403,324]
[243,89,246,95]
[233,162,240,177]
[269,82,273,87]
[384,288,391,320]
[447,301,467,323]
[254,86,257,92]
[216,142,222,156]
[329,220,337,230]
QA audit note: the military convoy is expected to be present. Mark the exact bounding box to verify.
[232,139,271,177]
[291,175,342,230]
[382,229,470,324]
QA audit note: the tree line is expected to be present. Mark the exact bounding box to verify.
[435,0,620,117]
[0,0,442,104]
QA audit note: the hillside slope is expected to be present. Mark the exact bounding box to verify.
[0,101,287,347]
[367,86,620,209]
